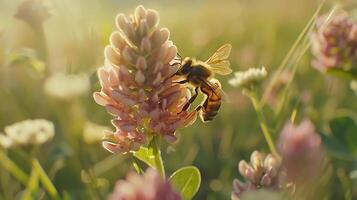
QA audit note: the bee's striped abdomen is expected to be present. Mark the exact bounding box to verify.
[199,84,222,122]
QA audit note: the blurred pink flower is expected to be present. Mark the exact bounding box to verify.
[108,168,181,200]
[265,70,292,108]
[278,119,325,184]
[311,11,357,72]
[94,5,197,154]
[14,0,51,28]
[231,151,282,200]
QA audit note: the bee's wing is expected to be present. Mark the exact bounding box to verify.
[205,44,233,75]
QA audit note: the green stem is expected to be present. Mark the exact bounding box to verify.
[0,151,29,185]
[32,159,58,199]
[32,24,49,74]
[337,168,352,200]
[247,90,281,160]
[22,167,39,200]
[152,136,166,178]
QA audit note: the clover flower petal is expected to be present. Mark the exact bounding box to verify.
[93,5,197,154]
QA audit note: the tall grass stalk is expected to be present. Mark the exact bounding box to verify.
[0,151,29,185]
[32,159,58,199]
[274,5,339,127]
[22,167,39,200]
[262,0,327,105]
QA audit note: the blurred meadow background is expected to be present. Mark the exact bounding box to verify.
[0,0,357,199]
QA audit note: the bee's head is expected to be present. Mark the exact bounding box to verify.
[177,57,193,75]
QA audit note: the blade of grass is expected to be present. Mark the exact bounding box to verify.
[0,151,29,185]
[273,5,339,126]
[262,0,326,104]
[32,159,58,199]
[22,167,39,200]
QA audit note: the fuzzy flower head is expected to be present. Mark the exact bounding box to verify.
[0,134,13,149]
[311,11,357,73]
[231,151,282,200]
[278,119,325,184]
[4,119,54,146]
[44,73,90,101]
[93,6,197,154]
[14,0,51,28]
[108,168,181,200]
[229,67,267,90]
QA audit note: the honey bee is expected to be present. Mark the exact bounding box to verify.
[174,44,232,122]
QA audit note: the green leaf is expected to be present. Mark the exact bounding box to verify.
[320,134,354,160]
[326,68,357,80]
[330,117,357,154]
[169,166,201,200]
[133,136,165,177]
[322,116,357,160]
[133,147,155,169]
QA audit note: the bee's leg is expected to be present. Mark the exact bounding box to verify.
[201,93,210,110]
[195,105,202,111]
[195,91,211,122]
[179,87,199,113]
[165,63,181,83]
[170,61,181,66]
[173,79,189,84]
[200,87,211,107]
[173,57,181,62]
[163,70,180,84]
[197,88,210,112]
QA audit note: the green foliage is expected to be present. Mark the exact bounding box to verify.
[133,136,165,177]
[326,68,357,80]
[169,166,201,200]
[322,116,357,160]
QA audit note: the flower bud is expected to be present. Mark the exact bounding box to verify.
[232,151,282,199]
[310,11,357,73]
[108,168,182,200]
[229,67,267,90]
[278,119,325,184]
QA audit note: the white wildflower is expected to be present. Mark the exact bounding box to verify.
[229,67,267,89]
[351,80,357,95]
[4,119,54,146]
[0,134,13,149]
[83,121,111,144]
[44,73,90,100]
